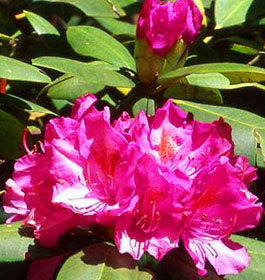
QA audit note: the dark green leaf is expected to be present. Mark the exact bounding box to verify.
[33,0,124,18]
[0,94,57,115]
[67,26,136,70]
[95,18,136,36]
[230,44,259,56]
[0,56,51,83]
[227,236,265,279]
[215,0,254,29]
[132,98,155,117]
[164,83,223,105]
[24,10,59,35]
[47,75,104,100]
[32,57,135,88]
[186,73,230,89]
[0,222,34,262]
[159,63,265,85]
[0,110,24,160]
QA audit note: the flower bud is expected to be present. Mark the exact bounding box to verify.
[135,0,203,86]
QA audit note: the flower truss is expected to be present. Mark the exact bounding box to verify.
[4,94,262,276]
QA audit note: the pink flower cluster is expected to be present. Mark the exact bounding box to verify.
[137,0,203,56]
[4,94,262,276]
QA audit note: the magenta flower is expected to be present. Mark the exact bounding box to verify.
[3,94,141,245]
[3,94,262,277]
[181,163,262,275]
[49,95,142,224]
[4,154,88,247]
[137,0,203,57]
[114,155,189,260]
[114,99,262,275]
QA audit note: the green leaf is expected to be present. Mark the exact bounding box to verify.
[0,110,24,160]
[56,243,153,280]
[0,56,51,83]
[0,32,17,41]
[228,236,265,279]
[115,0,138,7]
[230,44,259,56]
[164,83,223,105]
[159,63,265,85]
[203,0,213,9]
[215,0,254,29]
[95,18,136,36]
[172,100,265,167]
[0,222,34,262]
[33,0,125,18]
[132,98,155,117]
[32,57,135,88]
[186,73,230,89]
[47,75,104,100]
[24,10,59,35]
[0,94,57,115]
[67,26,136,70]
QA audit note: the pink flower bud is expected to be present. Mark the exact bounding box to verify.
[135,0,203,85]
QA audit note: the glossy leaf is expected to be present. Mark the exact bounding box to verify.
[0,222,34,262]
[0,94,57,115]
[0,56,51,83]
[33,0,125,18]
[215,0,253,29]
[32,57,135,88]
[159,63,265,85]
[46,74,104,100]
[227,236,265,279]
[95,18,136,36]
[56,243,153,280]
[164,83,223,104]
[186,73,230,89]
[172,100,265,167]
[24,10,59,35]
[67,26,136,70]
[132,98,155,117]
[0,110,24,160]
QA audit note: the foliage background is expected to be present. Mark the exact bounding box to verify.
[0,0,265,279]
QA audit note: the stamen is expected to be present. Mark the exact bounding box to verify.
[38,140,45,153]
[22,128,32,154]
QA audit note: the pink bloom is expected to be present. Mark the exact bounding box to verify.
[4,154,87,247]
[114,155,189,260]
[4,94,141,245]
[49,95,142,224]
[3,94,262,278]
[181,162,262,275]
[114,99,262,275]
[137,0,203,56]
[121,100,233,178]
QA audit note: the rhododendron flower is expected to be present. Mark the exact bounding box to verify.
[4,94,141,246]
[181,162,262,275]
[137,0,202,56]
[135,0,203,85]
[113,99,262,275]
[3,94,262,277]
[115,155,189,260]
[4,154,88,247]
[48,95,142,224]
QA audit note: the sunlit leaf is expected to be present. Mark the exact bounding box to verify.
[67,26,136,70]
[0,56,51,83]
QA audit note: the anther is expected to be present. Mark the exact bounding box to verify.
[201,213,207,220]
